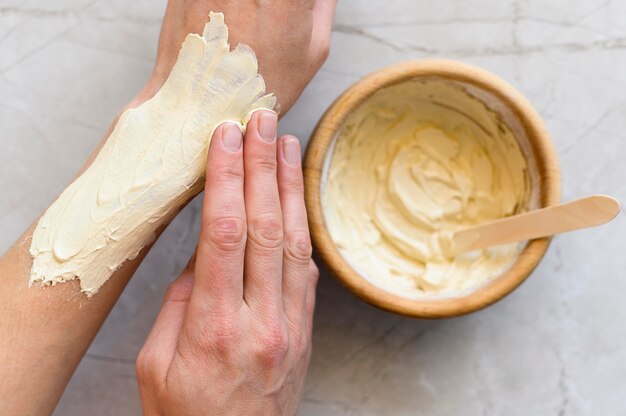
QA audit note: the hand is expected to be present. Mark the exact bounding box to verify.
[139,0,336,113]
[136,110,319,415]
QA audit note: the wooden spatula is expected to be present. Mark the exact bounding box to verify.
[444,195,620,256]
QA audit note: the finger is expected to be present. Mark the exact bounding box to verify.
[277,135,312,328]
[188,123,246,321]
[243,110,283,317]
[305,260,320,340]
[137,268,193,383]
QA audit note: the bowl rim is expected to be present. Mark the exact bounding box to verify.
[303,59,561,318]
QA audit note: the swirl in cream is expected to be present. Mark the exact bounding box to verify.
[323,79,530,298]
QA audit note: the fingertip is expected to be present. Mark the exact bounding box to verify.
[257,110,278,143]
[250,108,278,122]
[217,122,244,153]
[205,122,245,191]
[280,134,299,143]
[211,122,226,145]
[247,110,276,133]
[280,135,302,168]
[224,123,244,152]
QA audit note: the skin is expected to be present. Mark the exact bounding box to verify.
[138,113,318,416]
[0,0,335,414]
[140,0,335,112]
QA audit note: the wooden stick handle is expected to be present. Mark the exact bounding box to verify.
[450,195,620,255]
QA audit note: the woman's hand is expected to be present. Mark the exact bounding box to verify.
[136,110,319,415]
[139,0,336,113]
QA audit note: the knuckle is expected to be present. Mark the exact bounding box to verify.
[284,231,312,263]
[211,323,240,353]
[135,347,160,383]
[163,274,192,304]
[190,318,240,354]
[306,292,317,318]
[248,216,283,250]
[215,163,244,183]
[291,332,310,360]
[135,353,148,380]
[282,171,305,194]
[204,216,246,252]
[252,157,277,174]
[309,261,320,285]
[256,325,289,368]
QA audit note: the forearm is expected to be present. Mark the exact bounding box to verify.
[0,0,334,412]
[0,94,161,414]
[0,236,150,414]
[0,12,277,413]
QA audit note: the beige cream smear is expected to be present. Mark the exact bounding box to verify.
[29,12,275,295]
[323,79,530,299]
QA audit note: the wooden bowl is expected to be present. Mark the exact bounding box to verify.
[304,59,560,318]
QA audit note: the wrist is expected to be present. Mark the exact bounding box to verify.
[126,76,164,111]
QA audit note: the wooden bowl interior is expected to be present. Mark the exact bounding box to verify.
[304,60,560,318]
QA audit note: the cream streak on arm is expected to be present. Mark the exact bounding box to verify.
[29,12,276,295]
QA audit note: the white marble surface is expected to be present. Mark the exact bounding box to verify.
[1,0,625,414]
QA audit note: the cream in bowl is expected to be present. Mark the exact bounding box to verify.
[305,60,560,317]
[323,78,530,299]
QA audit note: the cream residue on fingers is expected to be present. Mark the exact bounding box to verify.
[323,79,530,299]
[29,12,276,295]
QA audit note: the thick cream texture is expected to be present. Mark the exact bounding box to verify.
[324,80,530,298]
[29,12,276,295]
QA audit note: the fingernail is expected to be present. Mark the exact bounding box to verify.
[282,137,301,167]
[258,111,277,143]
[222,123,242,152]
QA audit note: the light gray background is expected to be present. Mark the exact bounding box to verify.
[1,1,625,415]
